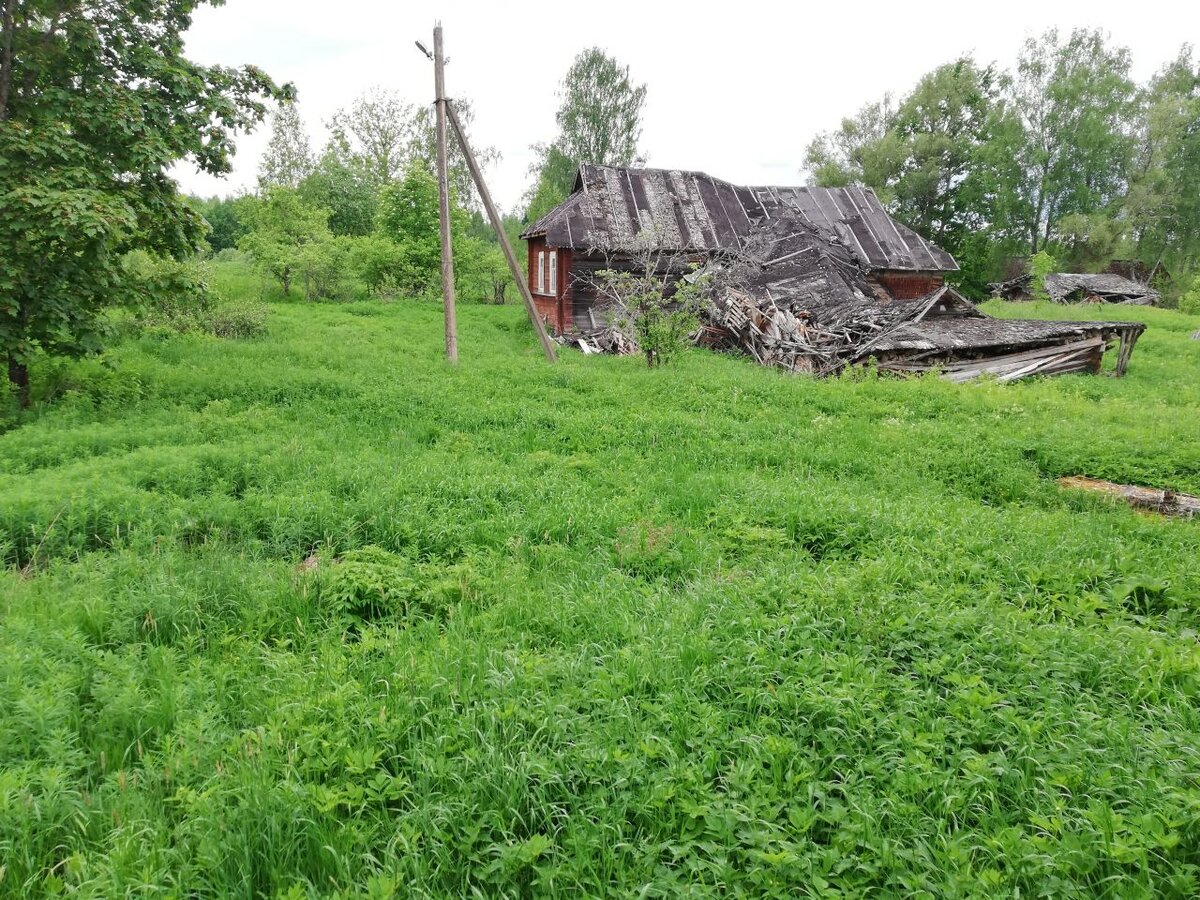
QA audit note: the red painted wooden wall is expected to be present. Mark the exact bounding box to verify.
[525,238,573,334]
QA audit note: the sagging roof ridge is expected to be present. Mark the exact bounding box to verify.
[522,163,958,273]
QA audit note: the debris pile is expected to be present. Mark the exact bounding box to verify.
[562,324,637,356]
[563,208,1147,382]
[703,287,927,376]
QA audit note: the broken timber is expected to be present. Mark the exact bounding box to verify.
[1059,476,1200,519]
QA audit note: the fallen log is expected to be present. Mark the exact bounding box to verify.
[1058,476,1200,519]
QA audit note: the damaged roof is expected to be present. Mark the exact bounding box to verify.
[522,164,957,272]
[1045,273,1159,305]
[874,316,1143,354]
[734,214,878,310]
[749,185,957,272]
[703,210,1146,379]
[990,272,1160,305]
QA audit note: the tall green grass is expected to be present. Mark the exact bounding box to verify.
[2,267,1200,896]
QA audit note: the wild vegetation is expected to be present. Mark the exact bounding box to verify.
[5,4,1200,896]
[3,255,1200,896]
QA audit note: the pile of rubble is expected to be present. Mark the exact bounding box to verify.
[559,210,1146,382]
[561,324,637,356]
[701,287,930,376]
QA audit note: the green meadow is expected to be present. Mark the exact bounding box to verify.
[3,269,1200,897]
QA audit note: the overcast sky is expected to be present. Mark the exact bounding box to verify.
[175,0,1198,213]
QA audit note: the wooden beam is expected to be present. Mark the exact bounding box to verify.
[1059,476,1200,519]
[433,23,458,363]
[445,99,557,362]
[1113,327,1140,377]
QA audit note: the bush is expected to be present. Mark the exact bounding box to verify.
[296,237,353,302]
[238,187,334,297]
[1030,250,1058,302]
[592,234,708,367]
[1179,275,1200,315]
[207,300,270,339]
[123,251,216,330]
[347,235,404,297]
[322,546,421,622]
[123,252,268,339]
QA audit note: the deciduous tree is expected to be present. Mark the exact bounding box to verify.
[238,188,331,296]
[1125,46,1200,281]
[410,98,498,209]
[327,87,416,188]
[300,146,379,237]
[259,101,314,190]
[524,48,647,221]
[804,95,899,190]
[998,29,1138,254]
[0,0,287,407]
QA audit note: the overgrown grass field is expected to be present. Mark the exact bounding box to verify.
[3,269,1200,897]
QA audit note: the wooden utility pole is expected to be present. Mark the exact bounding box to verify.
[446,100,557,362]
[433,23,458,362]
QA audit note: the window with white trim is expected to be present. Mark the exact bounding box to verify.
[548,251,557,296]
[536,250,545,293]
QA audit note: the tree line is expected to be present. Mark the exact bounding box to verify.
[197,47,650,306]
[193,88,512,304]
[804,30,1200,302]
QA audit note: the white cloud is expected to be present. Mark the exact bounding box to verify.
[174,0,1199,212]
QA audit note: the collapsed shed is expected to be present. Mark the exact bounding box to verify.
[524,164,1147,381]
[702,213,1145,380]
[988,272,1159,306]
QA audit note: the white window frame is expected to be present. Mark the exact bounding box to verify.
[548,250,557,296]
[536,250,546,293]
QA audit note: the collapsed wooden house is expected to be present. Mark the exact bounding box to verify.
[523,164,1146,380]
[1106,259,1168,285]
[989,272,1159,306]
[521,164,956,334]
[701,214,1144,379]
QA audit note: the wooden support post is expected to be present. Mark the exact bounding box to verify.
[445,100,557,363]
[433,23,457,363]
[1113,327,1140,377]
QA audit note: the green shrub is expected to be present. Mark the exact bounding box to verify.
[206,300,269,339]
[321,546,421,622]
[347,235,404,297]
[1030,249,1058,301]
[238,187,334,297]
[296,236,353,302]
[592,235,709,367]
[123,252,268,339]
[1179,275,1200,315]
